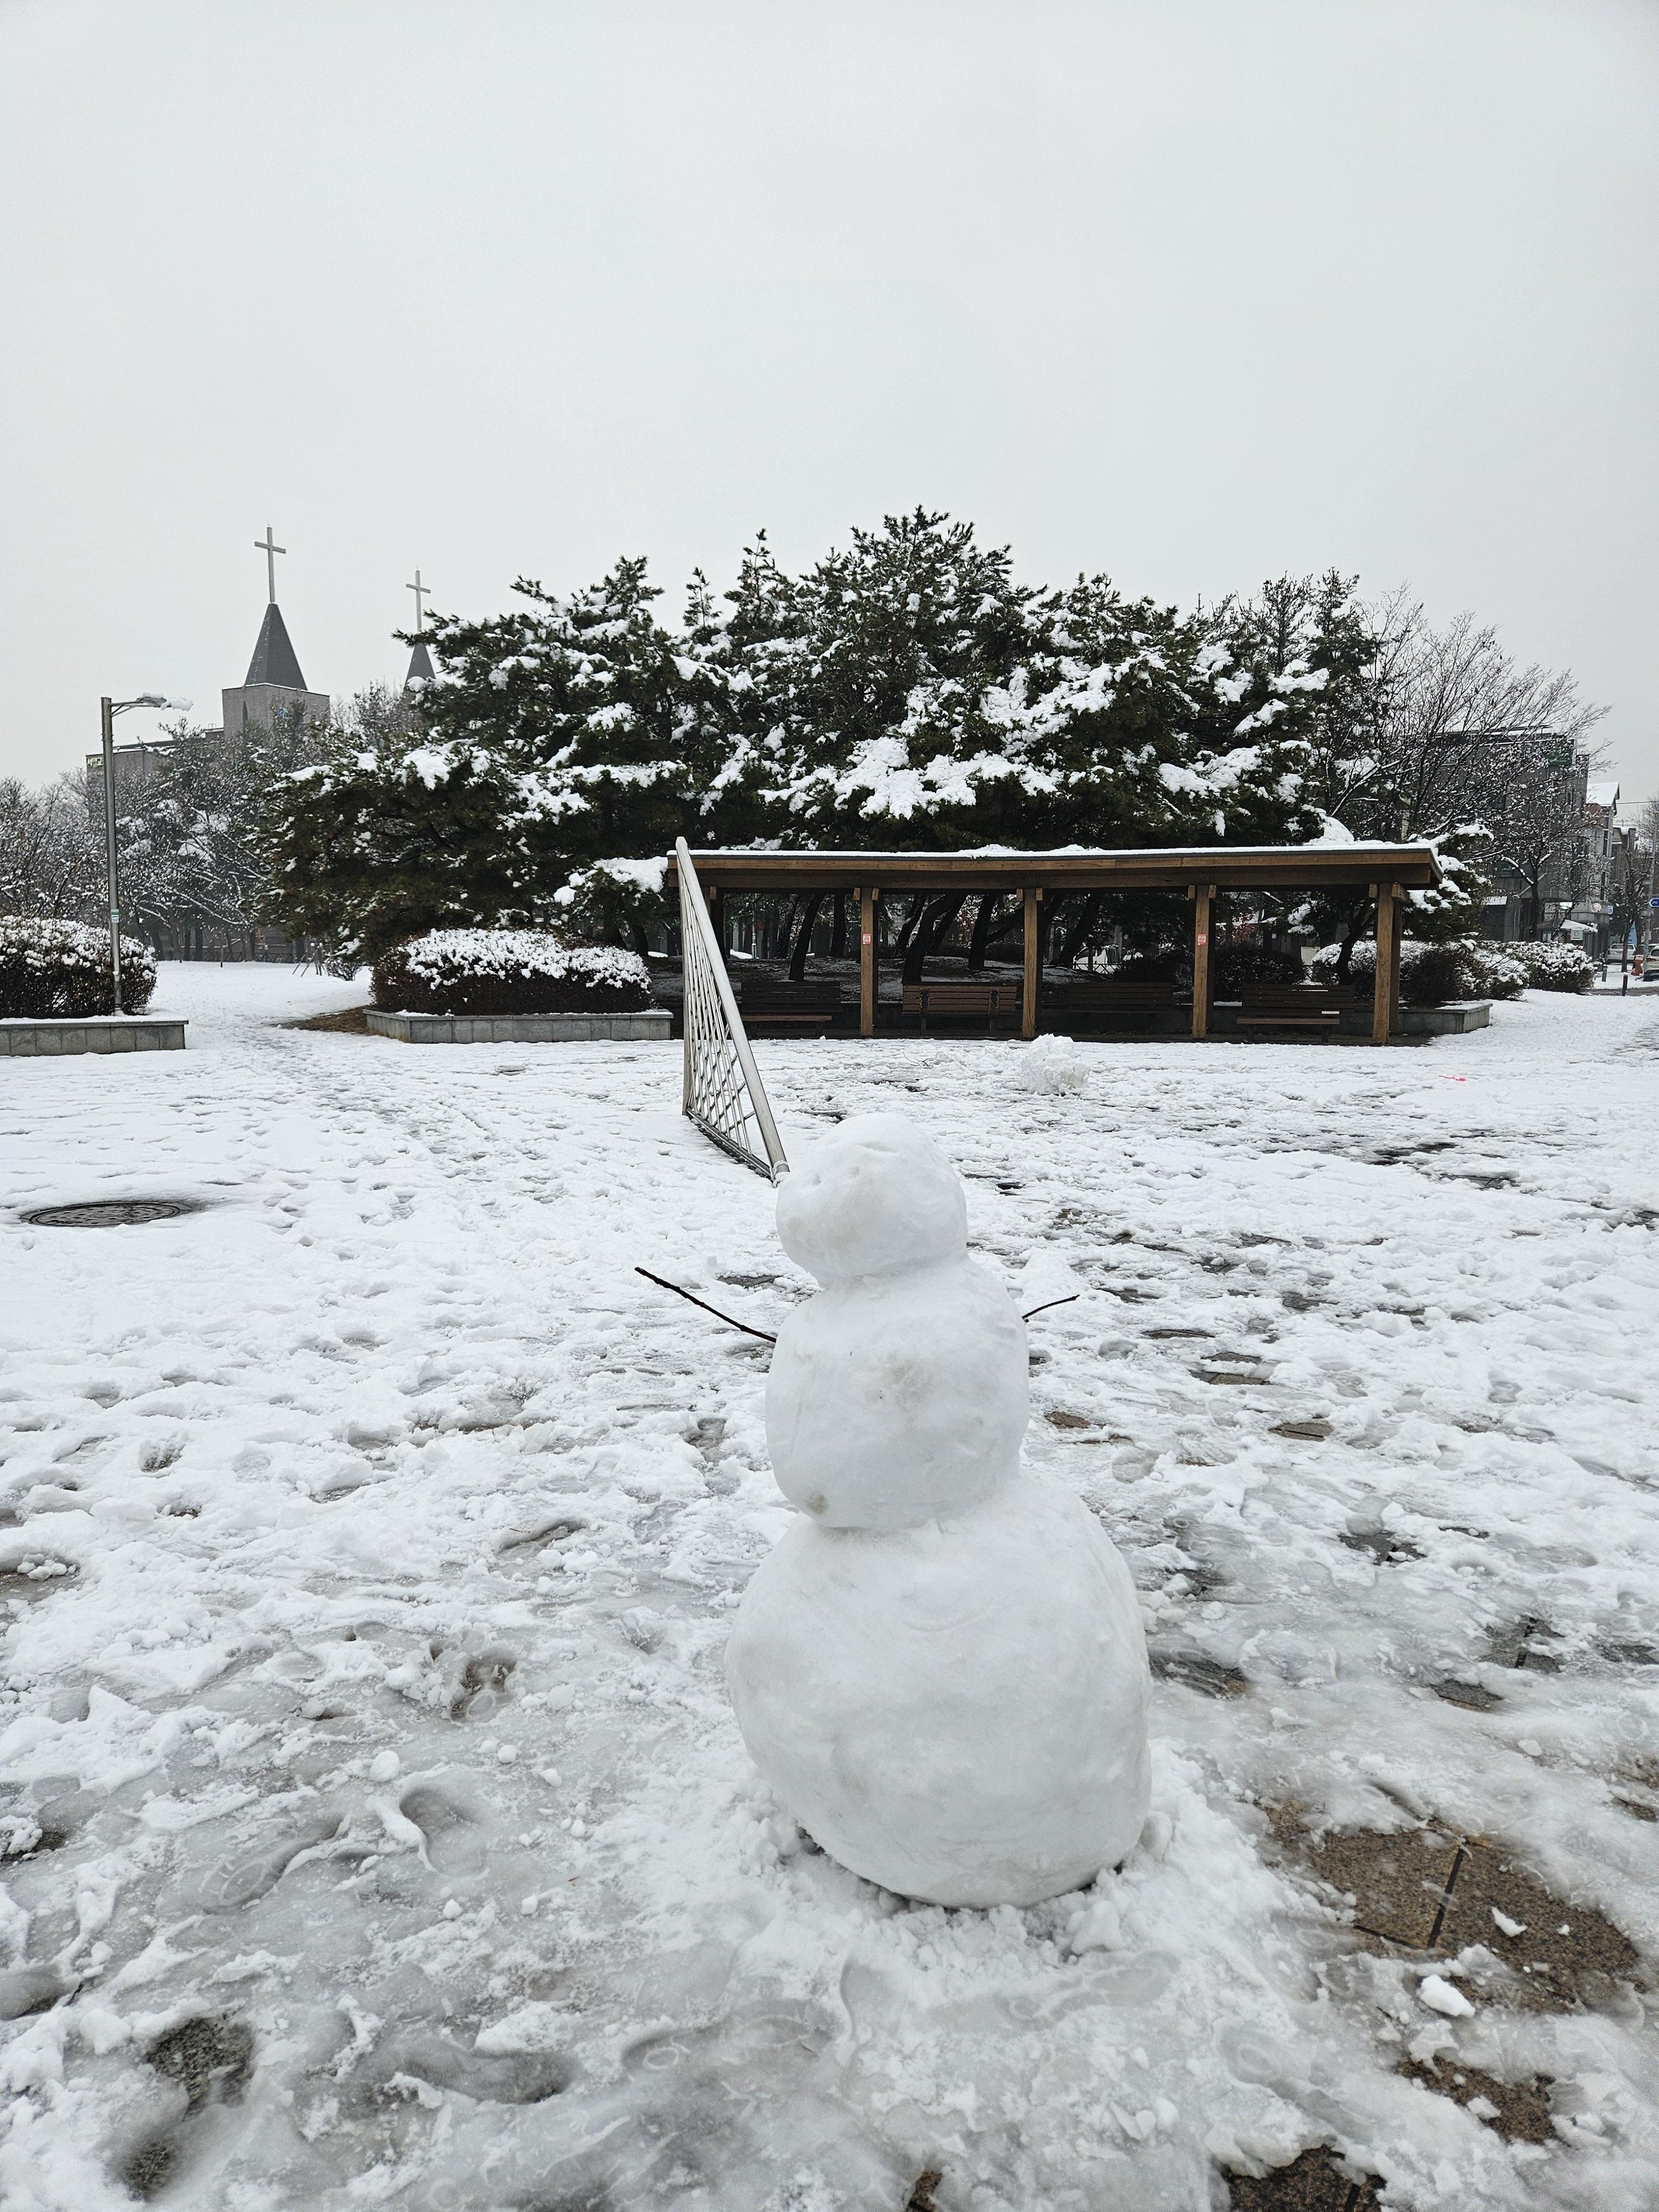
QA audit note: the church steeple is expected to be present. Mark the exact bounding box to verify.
[221,524,330,737]
[405,567,435,691]
[244,601,310,690]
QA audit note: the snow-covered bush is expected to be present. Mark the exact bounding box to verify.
[1311,937,1494,1005]
[0,917,155,1017]
[1310,940,1374,988]
[1019,1034,1087,1093]
[371,928,653,1015]
[1397,942,1478,1008]
[1516,941,1595,994]
[1464,943,1527,1000]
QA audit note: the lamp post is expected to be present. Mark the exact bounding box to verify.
[100,693,191,1012]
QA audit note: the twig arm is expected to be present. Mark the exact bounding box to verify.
[637,1270,1078,1343]
[635,1267,779,1344]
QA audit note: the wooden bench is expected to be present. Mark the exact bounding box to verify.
[902,979,1023,1030]
[1237,984,1344,1028]
[734,980,843,1028]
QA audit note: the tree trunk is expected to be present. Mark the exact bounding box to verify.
[901,895,965,985]
[787,893,825,981]
[1334,901,1368,982]
[893,895,927,958]
[1058,894,1100,968]
[829,891,848,959]
[967,893,1001,971]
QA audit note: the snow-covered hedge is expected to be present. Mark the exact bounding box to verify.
[370,928,654,1016]
[0,918,155,1018]
[1463,945,1527,1000]
[1312,935,1584,1002]
[1516,941,1595,994]
[1311,937,1510,1006]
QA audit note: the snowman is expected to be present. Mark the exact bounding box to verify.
[726,1113,1150,1908]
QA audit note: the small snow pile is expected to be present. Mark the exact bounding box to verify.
[371,928,653,1016]
[0,917,155,1018]
[1517,940,1595,994]
[1019,1033,1088,1093]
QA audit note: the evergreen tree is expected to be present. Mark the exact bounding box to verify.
[260,564,725,960]
[253,519,1603,968]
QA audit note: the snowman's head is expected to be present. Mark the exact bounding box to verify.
[775,1113,967,1285]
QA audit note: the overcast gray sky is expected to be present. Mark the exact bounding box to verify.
[3,0,1655,799]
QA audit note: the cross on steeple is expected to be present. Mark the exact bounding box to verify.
[406,567,430,633]
[255,525,286,603]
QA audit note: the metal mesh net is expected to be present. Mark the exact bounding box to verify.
[676,842,788,1180]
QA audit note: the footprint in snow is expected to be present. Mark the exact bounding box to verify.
[187,1811,345,1913]
[399,1780,489,1880]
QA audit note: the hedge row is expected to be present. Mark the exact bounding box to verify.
[1514,941,1597,993]
[0,919,156,1018]
[370,928,654,1016]
[1312,937,1590,1004]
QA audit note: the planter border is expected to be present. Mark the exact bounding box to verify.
[366,1009,671,1045]
[0,1019,187,1057]
[1397,1000,1491,1035]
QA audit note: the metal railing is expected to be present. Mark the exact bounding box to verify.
[676,837,789,1180]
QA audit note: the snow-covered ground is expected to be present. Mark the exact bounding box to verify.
[3,966,1657,2211]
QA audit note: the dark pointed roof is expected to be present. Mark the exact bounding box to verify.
[244,602,308,690]
[405,638,435,688]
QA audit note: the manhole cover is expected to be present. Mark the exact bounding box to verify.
[24,1200,197,1229]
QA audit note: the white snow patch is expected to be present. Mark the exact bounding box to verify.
[1,966,1657,2206]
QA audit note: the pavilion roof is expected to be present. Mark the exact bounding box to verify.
[676,842,1442,894]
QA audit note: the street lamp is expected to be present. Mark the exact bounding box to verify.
[100,693,191,1013]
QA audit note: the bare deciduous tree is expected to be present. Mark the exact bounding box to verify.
[0,774,102,920]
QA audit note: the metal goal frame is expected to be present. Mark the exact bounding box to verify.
[675,838,789,1180]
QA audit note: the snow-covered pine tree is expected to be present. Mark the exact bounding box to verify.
[260,562,732,961]
[714,511,1322,966]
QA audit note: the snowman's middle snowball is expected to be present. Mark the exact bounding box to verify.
[766,1255,1026,1529]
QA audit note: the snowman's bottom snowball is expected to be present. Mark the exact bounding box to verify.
[725,1475,1151,1907]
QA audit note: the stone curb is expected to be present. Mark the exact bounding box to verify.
[365,1010,672,1045]
[0,1020,189,1057]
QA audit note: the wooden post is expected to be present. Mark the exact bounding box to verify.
[1371,880,1400,1044]
[859,886,876,1037]
[1389,886,1404,1037]
[1190,882,1215,1039]
[1021,888,1040,1040]
[709,888,724,961]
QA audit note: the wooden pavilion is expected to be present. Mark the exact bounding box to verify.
[674,842,1443,1046]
